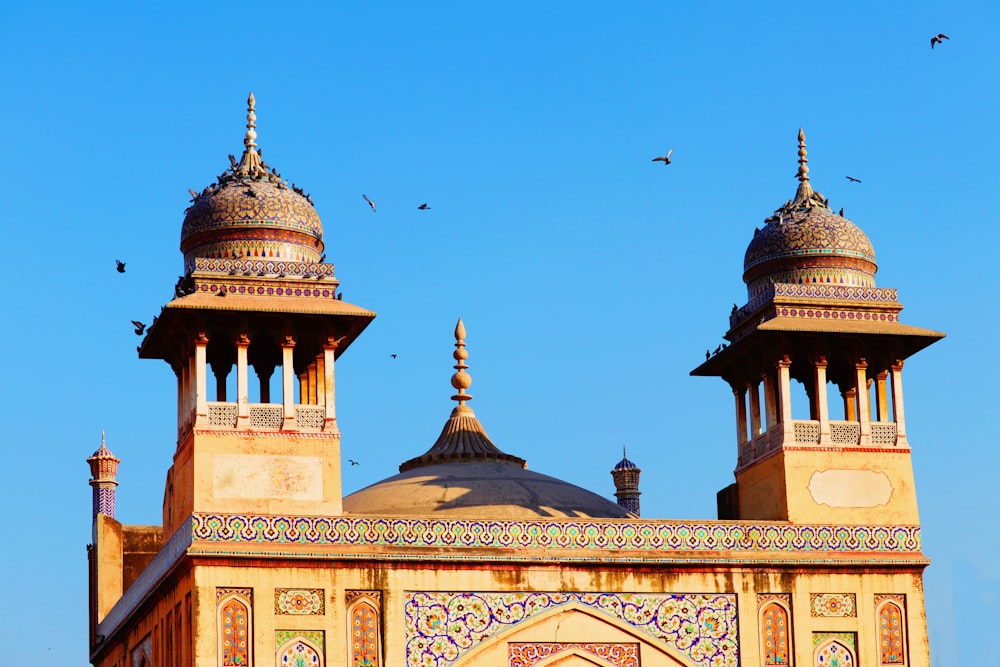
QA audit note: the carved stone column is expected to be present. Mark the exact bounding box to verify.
[815,356,831,446]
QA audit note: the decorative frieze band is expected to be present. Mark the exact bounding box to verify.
[190,513,921,555]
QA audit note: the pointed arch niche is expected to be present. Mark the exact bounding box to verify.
[346,590,382,667]
[812,634,856,666]
[216,588,253,667]
[275,631,324,666]
[757,593,792,665]
[875,595,907,665]
[439,601,718,667]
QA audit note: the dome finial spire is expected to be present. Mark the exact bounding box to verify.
[234,92,265,177]
[244,92,257,151]
[450,318,472,407]
[793,127,816,203]
[796,127,809,183]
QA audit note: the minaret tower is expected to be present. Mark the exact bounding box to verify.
[693,129,944,525]
[138,94,375,538]
[611,448,641,516]
[87,432,120,522]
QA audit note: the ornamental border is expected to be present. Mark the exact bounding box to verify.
[190,514,921,554]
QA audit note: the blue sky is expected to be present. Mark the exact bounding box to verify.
[1,2,996,665]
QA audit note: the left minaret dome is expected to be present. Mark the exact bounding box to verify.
[179,92,324,267]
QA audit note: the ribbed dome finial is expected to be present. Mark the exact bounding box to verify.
[245,93,257,150]
[796,128,809,182]
[397,318,526,472]
[450,318,472,407]
[794,127,815,202]
[235,92,265,177]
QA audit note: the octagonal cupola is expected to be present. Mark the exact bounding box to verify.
[742,129,877,299]
[180,93,324,268]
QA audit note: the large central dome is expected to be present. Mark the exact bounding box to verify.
[180,94,324,268]
[343,320,630,519]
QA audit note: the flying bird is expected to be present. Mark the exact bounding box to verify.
[348,459,360,466]
[651,148,674,165]
[390,354,397,359]
[131,320,147,336]
[845,176,861,183]
[362,194,376,212]
[418,203,430,210]
[115,259,126,273]
[930,33,949,49]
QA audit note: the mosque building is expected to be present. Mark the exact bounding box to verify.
[87,96,944,667]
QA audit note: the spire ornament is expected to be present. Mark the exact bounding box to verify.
[234,92,267,178]
[397,318,526,472]
[450,318,473,408]
[793,127,817,204]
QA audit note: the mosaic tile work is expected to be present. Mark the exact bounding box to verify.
[276,631,324,667]
[218,589,252,667]
[276,630,325,650]
[815,639,854,666]
[744,209,876,271]
[813,632,856,650]
[195,281,340,299]
[403,592,738,667]
[181,179,324,266]
[346,590,383,605]
[350,599,380,667]
[191,513,923,557]
[875,595,906,665]
[759,598,791,665]
[776,306,896,323]
[734,284,900,325]
[509,643,639,667]
[192,257,335,276]
[275,589,324,615]
[810,593,857,617]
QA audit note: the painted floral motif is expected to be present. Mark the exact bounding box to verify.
[351,601,380,667]
[404,592,738,667]
[816,640,854,666]
[279,640,321,667]
[509,643,639,667]
[762,603,789,664]
[191,513,923,556]
[221,598,249,666]
[275,589,324,615]
[878,602,904,664]
[810,593,856,618]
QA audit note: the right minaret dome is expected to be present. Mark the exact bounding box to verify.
[692,129,945,525]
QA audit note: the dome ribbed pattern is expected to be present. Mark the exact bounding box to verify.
[399,406,526,472]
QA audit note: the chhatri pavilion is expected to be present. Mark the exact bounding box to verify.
[87,97,943,667]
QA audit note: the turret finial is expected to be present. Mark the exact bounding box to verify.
[244,92,257,151]
[792,127,817,204]
[796,128,809,183]
[233,92,265,178]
